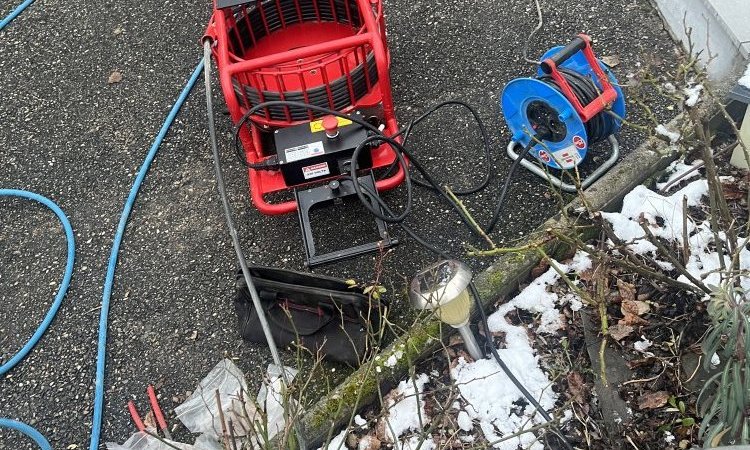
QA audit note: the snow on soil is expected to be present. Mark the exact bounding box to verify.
[656,160,702,191]
[322,251,591,449]
[380,373,430,443]
[684,84,703,107]
[602,176,750,292]
[655,124,681,144]
[324,166,750,449]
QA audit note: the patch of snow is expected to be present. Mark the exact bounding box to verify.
[457,410,473,432]
[663,82,676,93]
[381,374,430,442]
[398,436,435,450]
[385,349,404,368]
[601,179,709,257]
[354,414,368,429]
[560,293,583,312]
[633,337,653,353]
[711,353,721,367]
[655,124,681,144]
[358,436,373,450]
[656,160,702,191]
[739,63,750,89]
[664,431,676,443]
[450,265,571,449]
[317,429,347,450]
[569,251,592,273]
[684,84,703,107]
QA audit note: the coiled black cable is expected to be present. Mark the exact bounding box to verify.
[537,67,618,145]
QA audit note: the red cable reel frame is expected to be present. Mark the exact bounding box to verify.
[205,0,405,216]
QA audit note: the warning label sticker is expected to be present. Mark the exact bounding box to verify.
[284,141,325,163]
[302,162,330,180]
[310,116,353,133]
[552,145,582,169]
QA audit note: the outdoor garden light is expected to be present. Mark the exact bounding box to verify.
[409,260,484,360]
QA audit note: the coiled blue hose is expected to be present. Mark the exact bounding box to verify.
[88,60,204,450]
[0,419,51,450]
[1,65,203,449]
[0,189,74,450]
[0,0,36,31]
[3,0,205,448]
[0,190,75,375]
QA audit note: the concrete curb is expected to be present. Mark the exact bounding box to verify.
[298,113,698,447]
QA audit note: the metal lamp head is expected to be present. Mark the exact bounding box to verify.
[409,260,473,327]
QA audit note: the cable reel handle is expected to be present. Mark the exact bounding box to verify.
[540,34,618,122]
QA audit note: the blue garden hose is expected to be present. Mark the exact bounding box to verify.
[88,60,204,450]
[0,190,73,450]
[0,190,75,376]
[1,65,204,448]
[0,419,51,450]
[0,0,36,31]
[3,0,205,448]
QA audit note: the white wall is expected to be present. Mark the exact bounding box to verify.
[652,0,748,85]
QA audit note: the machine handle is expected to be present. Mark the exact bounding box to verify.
[540,34,618,122]
[540,36,587,74]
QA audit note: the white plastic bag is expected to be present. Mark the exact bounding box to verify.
[174,359,256,437]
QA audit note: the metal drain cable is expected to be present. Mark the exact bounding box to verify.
[202,39,307,450]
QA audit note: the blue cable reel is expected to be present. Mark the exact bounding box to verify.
[501,35,626,192]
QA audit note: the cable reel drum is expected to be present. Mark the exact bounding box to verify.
[501,34,626,191]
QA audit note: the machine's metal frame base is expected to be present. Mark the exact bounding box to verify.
[507,135,619,192]
[295,172,398,267]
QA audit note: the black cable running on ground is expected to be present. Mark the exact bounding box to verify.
[227,99,573,449]
[379,100,493,196]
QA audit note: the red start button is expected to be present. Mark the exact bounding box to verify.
[322,116,339,137]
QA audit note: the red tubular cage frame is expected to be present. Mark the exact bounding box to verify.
[205,0,405,215]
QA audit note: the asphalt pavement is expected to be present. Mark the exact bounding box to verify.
[0,0,678,447]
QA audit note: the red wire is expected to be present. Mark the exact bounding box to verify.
[146,385,168,432]
[127,401,146,432]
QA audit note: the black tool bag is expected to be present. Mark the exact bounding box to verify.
[234,266,386,366]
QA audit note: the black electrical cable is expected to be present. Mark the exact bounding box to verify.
[380,100,493,196]
[484,139,535,234]
[227,99,573,449]
[538,67,618,145]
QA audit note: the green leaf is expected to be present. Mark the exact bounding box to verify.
[678,400,686,415]
[682,417,696,427]
[657,423,672,433]
[345,279,357,286]
[363,285,374,294]
[669,396,677,408]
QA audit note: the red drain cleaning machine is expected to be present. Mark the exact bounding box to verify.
[205,0,404,266]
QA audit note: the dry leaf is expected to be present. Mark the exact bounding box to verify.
[722,181,745,200]
[609,323,634,341]
[601,55,620,67]
[108,70,123,84]
[621,299,650,325]
[360,435,381,450]
[567,371,588,404]
[531,260,550,278]
[617,279,637,303]
[638,390,670,410]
